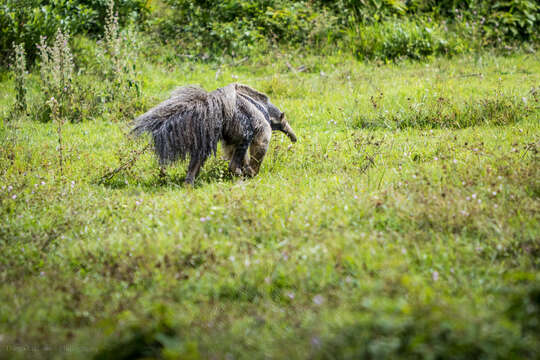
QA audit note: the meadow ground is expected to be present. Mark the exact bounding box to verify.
[0,52,539,359]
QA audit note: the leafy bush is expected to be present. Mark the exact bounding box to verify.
[153,0,337,58]
[482,0,539,43]
[0,0,149,64]
[349,20,458,61]
[151,0,538,61]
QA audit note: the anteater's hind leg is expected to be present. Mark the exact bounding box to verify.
[185,156,205,186]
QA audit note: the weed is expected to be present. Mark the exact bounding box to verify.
[36,29,75,123]
[96,0,142,119]
[12,43,28,115]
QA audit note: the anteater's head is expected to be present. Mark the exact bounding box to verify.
[268,105,297,143]
[235,84,298,143]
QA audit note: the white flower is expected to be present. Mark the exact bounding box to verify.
[313,295,325,306]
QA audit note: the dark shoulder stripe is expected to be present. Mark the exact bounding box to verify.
[238,93,270,124]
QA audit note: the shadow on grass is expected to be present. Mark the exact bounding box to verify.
[94,158,237,191]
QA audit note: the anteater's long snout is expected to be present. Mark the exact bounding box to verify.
[282,122,297,143]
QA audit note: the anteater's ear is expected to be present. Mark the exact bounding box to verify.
[280,112,285,121]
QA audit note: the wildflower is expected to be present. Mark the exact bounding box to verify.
[472,193,477,199]
[229,255,235,262]
[12,195,17,200]
[286,292,295,300]
[432,271,439,281]
[313,295,325,306]
[453,159,458,164]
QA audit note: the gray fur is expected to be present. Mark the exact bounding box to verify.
[131,83,296,184]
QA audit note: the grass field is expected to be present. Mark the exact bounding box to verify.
[1,52,539,359]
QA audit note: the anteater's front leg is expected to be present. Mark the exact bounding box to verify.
[229,138,253,177]
[249,126,271,176]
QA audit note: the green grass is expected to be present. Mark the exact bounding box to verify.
[0,52,539,359]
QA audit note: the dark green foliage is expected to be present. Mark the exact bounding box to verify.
[152,0,538,61]
[94,323,176,360]
[154,0,334,58]
[349,20,454,61]
[0,0,149,64]
[316,301,537,359]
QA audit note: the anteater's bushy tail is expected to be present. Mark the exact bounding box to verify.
[131,86,232,165]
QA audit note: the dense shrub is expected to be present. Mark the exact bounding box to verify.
[349,20,459,61]
[0,0,149,64]
[153,0,338,58]
[150,0,538,61]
